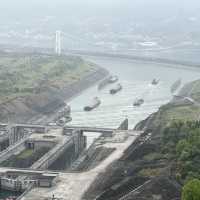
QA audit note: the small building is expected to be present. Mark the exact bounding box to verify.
[0,171,58,191]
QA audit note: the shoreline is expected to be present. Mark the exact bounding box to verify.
[28,66,109,125]
[0,66,109,124]
[34,66,109,125]
[69,51,200,72]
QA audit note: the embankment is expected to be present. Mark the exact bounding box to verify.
[84,80,200,200]
[0,66,108,124]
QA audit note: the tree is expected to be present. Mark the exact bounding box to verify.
[182,179,200,200]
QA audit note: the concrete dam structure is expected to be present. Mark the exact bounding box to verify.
[0,117,143,200]
[0,124,86,192]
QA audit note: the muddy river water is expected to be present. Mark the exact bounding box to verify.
[2,56,200,198]
[67,56,200,147]
[69,56,200,128]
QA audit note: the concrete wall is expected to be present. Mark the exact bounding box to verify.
[0,177,38,191]
[118,119,129,130]
[9,127,26,146]
[25,140,55,150]
[73,130,86,157]
[48,144,75,170]
[0,176,55,192]
[31,131,86,170]
[0,138,9,151]
[30,138,74,170]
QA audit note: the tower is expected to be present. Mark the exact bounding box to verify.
[55,30,61,55]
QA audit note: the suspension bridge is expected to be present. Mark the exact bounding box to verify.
[54,30,99,55]
[1,29,199,69]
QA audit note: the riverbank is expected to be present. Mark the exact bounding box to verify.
[1,52,200,199]
[0,53,108,124]
[28,66,109,124]
[82,79,200,200]
[70,50,200,72]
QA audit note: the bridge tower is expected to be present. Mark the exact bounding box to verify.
[55,30,61,55]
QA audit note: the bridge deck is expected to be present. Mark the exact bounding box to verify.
[0,123,46,129]
[0,167,58,176]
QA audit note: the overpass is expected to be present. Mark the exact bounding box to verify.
[64,118,129,135]
[64,125,115,135]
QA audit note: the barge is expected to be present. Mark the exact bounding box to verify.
[110,83,122,94]
[84,97,101,111]
[133,99,144,106]
[98,75,118,90]
[151,79,159,85]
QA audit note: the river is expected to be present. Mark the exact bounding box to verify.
[1,57,200,198]
[68,56,200,133]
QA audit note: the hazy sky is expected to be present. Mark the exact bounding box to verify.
[2,0,200,15]
[1,0,200,24]
[2,0,199,8]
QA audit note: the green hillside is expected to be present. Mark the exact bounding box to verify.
[0,53,96,103]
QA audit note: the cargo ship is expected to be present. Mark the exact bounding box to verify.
[171,79,181,93]
[133,98,144,106]
[151,79,159,85]
[110,83,122,94]
[108,75,118,83]
[98,75,118,90]
[84,97,101,111]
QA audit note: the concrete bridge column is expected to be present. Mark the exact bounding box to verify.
[9,127,15,146]
[73,130,86,158]
[9,127,24,145]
